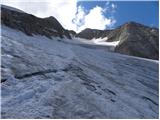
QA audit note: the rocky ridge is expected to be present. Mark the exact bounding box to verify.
[76,22,159,60]
[1,5,71,39]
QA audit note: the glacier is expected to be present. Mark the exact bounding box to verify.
[1,25,159,119]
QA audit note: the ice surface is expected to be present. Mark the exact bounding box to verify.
[1,25,159,119]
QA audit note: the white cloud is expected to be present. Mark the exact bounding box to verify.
[111,3,116,9]
[1,0,116,32]
[75,6,116,32]
[72,6,86,31]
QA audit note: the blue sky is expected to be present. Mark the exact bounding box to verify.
[78,1,159,29]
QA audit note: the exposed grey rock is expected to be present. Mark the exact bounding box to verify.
[1,5,71,39]
[76,22,159,60]
[76,28,111,39]
[115,22,159,60]
[67,30,77,37]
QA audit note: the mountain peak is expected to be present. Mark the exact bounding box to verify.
[1,4,24,13]
[1,5,71,39]
[44,16,56,20]
[124,21,140,25]
[122,21,154,30]
[76,21,159,60]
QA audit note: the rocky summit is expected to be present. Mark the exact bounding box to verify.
[76,22,159,60]
[76,28,112,39]
[1,5,159,119]
[1,5,71,39]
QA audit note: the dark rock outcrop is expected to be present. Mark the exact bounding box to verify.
[76,22,159,60]
[67,30,77,37]
[115,22,159,60]
[76,28,111,39]
[1,5,71,39]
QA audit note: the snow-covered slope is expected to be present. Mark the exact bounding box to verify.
[73,37,120,51]
[1,25,159,119]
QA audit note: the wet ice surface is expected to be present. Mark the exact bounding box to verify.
[1,26,159,119]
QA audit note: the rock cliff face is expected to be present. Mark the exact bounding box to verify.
[115,22,159,60]
[1,5,71,39]
[76,28,111,39]
[67,30,77,37]
[76,22,159,60]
